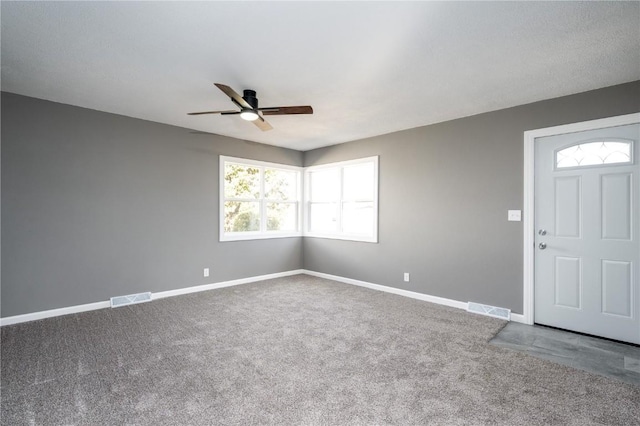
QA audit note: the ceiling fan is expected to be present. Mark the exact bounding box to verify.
[188,83,313,131]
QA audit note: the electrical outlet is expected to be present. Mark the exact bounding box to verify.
[404,272,410,282]
[203,268,209,277]
[508,210,522,221]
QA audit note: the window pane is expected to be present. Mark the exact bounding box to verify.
[224,201,260,232]
[309,202,338,233]
[556,141,631,169]
[224,163,261,198]
[343,162,374,201]
[264,169,297,201]
[309,169,340,201]
[342,202,374,235]
[267,202,297,232]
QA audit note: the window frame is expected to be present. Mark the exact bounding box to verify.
[220,156,303,242]
[303,156,379,243]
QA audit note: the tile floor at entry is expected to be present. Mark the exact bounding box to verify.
[490,322,640,387]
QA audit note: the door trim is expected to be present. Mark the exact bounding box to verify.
[522,113,640,325]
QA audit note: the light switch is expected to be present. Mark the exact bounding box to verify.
[508,210,521,221]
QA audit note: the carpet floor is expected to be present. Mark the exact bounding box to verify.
[1,274,639,425]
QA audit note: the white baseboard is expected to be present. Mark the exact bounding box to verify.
[302,270,469,311]
[510,313,527,324]
[303,270,526,321]
[0,301,112,327]
[1,269,524,326]
[0,269,305,326]
[151,269,305,300]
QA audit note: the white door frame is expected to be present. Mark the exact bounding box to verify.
[522,112,640,325]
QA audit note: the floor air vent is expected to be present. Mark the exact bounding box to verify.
[110,292,152,308]
[467,302,511,320]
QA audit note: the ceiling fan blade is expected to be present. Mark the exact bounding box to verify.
[214,83,253,109]
[259,106,313,115]
[252,115,273,131]
[187,110,237,115]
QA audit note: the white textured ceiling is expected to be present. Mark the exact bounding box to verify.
[2,2,639,151]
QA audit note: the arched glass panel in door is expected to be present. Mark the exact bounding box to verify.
[555,140,632,169]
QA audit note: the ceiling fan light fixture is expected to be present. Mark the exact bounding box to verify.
[188,84,313,132]
[240,109,259,121]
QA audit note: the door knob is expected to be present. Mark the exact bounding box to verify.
[539,242,547,250]
[538,229,547,236]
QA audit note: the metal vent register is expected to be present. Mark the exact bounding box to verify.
[110,292,152,308]
[467,302,511,320]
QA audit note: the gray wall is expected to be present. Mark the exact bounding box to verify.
[1,93,303,317]
[303,81,640,314]
[3,82,639,318]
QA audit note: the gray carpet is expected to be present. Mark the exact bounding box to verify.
[1,274,639,425]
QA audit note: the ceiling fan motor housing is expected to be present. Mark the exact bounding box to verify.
[243,90,258,109]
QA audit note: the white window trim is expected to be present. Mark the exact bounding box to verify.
[303,156,379,243]
[220,156,303,242]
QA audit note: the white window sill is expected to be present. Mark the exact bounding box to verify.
[220,232,302,242]
[302,233,378,243]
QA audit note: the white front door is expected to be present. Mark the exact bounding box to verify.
[534,123,640,344]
